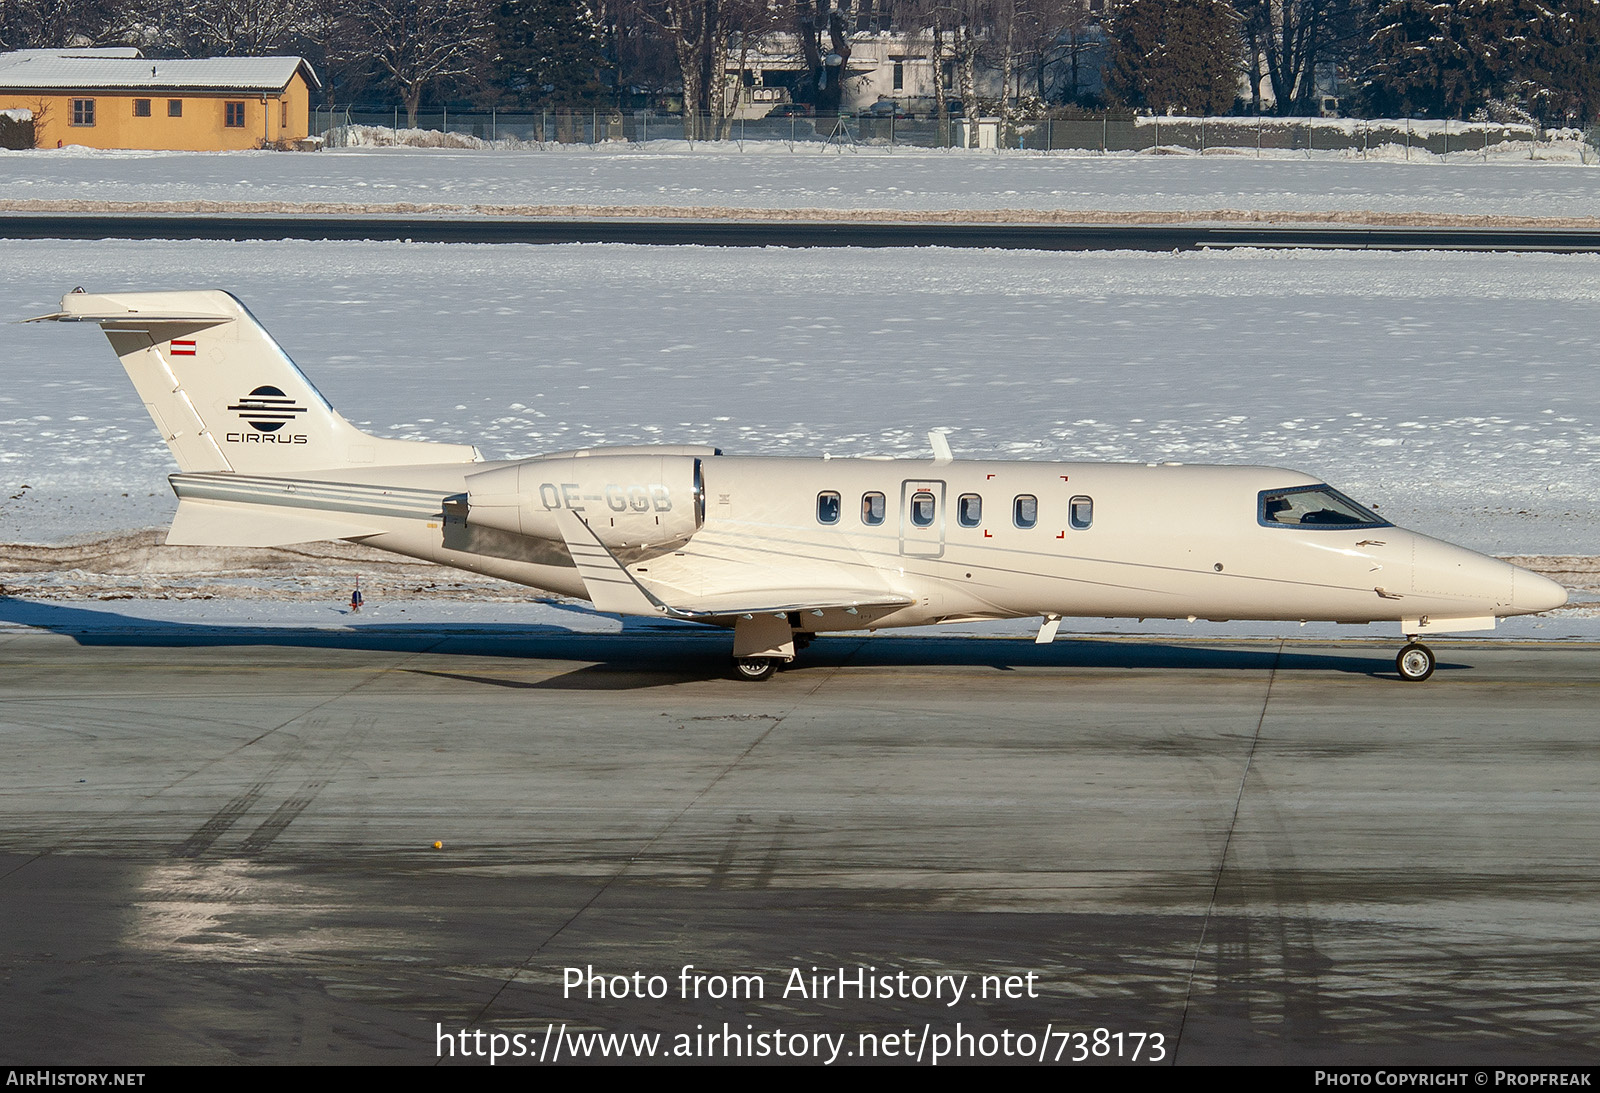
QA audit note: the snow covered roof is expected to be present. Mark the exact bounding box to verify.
[0,49,320,93]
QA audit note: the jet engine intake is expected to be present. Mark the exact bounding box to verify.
[463,453,705,549]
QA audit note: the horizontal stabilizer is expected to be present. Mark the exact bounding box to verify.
[167,499,382,547]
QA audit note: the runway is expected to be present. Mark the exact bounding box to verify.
[1,620,1596,1065]
[6,213,1600,251]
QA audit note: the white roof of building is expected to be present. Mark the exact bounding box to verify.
[0,49,320,93]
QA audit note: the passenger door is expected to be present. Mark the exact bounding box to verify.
[900,479,946,558]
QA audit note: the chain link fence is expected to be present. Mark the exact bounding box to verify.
[312,106,1567,159]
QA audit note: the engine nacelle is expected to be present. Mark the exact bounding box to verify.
[463,450,706,549]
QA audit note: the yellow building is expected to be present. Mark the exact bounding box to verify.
[0,48,319,151]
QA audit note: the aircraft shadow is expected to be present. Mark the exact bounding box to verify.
[0,597,1457,688]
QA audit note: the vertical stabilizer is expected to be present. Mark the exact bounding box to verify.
[35,290,480,473]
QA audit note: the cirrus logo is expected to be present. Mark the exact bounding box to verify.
[228,386,307,433]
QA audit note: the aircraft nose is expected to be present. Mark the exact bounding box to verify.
[1512,566,1568,615]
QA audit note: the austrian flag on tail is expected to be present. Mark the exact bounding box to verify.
[169,339,196,356]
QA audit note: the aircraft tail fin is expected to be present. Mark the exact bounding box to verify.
[33,289,480,474]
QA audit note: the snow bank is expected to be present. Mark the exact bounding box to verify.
[1,142,1597,219]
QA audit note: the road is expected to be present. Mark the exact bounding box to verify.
[5,214,1600,251]
[1,617,1595,1064]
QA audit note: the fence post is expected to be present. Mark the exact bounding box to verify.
[394,105,398,132]
[1100,114,1105,153]
[443,105,447,134]
[1443,117,1448,156]
[492,108,496,142]
[1200,118,1205,153]
[1257,116,1262,158]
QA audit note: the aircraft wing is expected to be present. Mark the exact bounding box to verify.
[554,510,912,620]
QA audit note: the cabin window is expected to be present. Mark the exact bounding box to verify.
[910,491,936,528]
[861,491,885,525]
[225,101,246,127]
[1013,494,1038,529]
[71,99,95,126]
[1069,495,1094,530]
[1258,485,1390,529]
[168,99,183,117]
[817,491,841,525]
[132,99,151,117]
[957,493,982,528]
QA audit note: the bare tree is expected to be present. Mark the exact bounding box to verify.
[0,0,119,48]
[338,0,493,125]
[112,0,320,56]
[644,0,776,136]
[794,0,853,115]
[1234,0,1355,115]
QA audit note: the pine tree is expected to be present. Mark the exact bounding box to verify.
[1108,0,1241,115]
[1356,0,1591,121]
[494,0,611,107]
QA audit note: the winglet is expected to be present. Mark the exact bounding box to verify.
[553,509,665,617]
[929,429,954,465]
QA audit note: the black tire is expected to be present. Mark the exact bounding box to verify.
[1396,642,1435,682]
[732,657,776,682]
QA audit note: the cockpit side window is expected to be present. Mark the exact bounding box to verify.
[1258,486,1390,529]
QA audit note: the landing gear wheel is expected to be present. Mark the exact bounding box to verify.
[732,657,777,682]
[1396,642,1435,682]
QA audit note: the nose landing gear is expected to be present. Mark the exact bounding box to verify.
[1396,641,1436,682]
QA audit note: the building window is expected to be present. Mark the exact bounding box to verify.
[71,99,95,126]
[225,101,245,127]
[133,99,151,117]
[892,60,904,90]
[281,99,289,127]
[168,99,183,117]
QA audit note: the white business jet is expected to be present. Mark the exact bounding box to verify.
[33,290,1567,681]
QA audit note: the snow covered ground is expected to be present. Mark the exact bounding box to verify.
[1,235,1595,637]
[2,143,1598,219]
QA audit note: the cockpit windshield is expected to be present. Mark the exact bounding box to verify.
[1258,485,1390,529]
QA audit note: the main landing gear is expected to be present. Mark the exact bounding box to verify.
[729,618,816,681]
[732,657,778,682]
[1395,641,1436,682]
